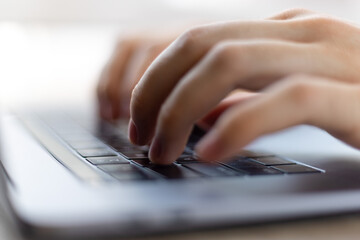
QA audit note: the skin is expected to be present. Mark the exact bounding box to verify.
[99,8,360,164]
[97,34,175,120]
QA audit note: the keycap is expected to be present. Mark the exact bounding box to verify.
[132,159,200,179]
[119,150,148,159]
[250,156,295,166]
[86,156,129,165]
[77,148,117,157]
[110,172,145,181]
[69,140,106,149]
[182,163,241,177]
[272,164,321,174]
[97,164,146,181]
[62,134,97,142]
[222,158,283,175]
[120,147,187,160]
[98,164,135,172]
[240,167,283,175]
[57,129,89,136]
[222,157,265,169]
[113,145,149,152]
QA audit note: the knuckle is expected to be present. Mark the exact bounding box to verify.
[273,8,313,20]
[208,41,239,70]
[285,77,318,106]
[175,26,207,55]
[292,15,342,37]
[304,16,338,28]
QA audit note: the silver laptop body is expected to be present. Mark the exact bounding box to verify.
[2,108,360,238]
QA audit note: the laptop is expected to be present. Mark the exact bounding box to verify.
[2,106,360,238]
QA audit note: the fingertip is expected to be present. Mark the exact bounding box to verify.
[148,136,176,165]
[148,136,163,163]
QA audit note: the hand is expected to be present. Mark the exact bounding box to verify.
[130,8,360,164]
[97,33,174,120]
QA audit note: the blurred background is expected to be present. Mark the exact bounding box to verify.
[0,0,359,109]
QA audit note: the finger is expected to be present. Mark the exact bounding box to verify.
[97,38,139,120]
[197,90,258,131]
[148,39,345,164]
[195,74,360,162]
[120,41,170,117]
[130,18,317,144]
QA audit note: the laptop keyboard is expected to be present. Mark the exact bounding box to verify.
[39,114,323,182]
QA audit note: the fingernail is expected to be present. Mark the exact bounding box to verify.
[149,137,163,163]
[128,119,138,145]
[195,131,219,160]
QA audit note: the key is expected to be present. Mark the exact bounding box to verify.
[272,164,321,174]
[86,156,129,165]
[222,157,264,169]
[250,156,295,166]
[222,158,283,175]
[182,163,241,177]
[132,159,200,179]
[62,134,97,142]
[114,145,149,152]
[98,164,135,172]
[240,167,283,175]
[69,140,106,149]
[77,148,117,157]
[119,150,149,159]
[97,164,147,180]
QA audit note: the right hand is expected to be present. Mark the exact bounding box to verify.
[129,9,360,164]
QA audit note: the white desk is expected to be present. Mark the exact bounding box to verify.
[1,1,360,239]
[1,201,360,240]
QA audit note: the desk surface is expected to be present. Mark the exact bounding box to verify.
[1,205,360,240]
[2,1,360,239]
